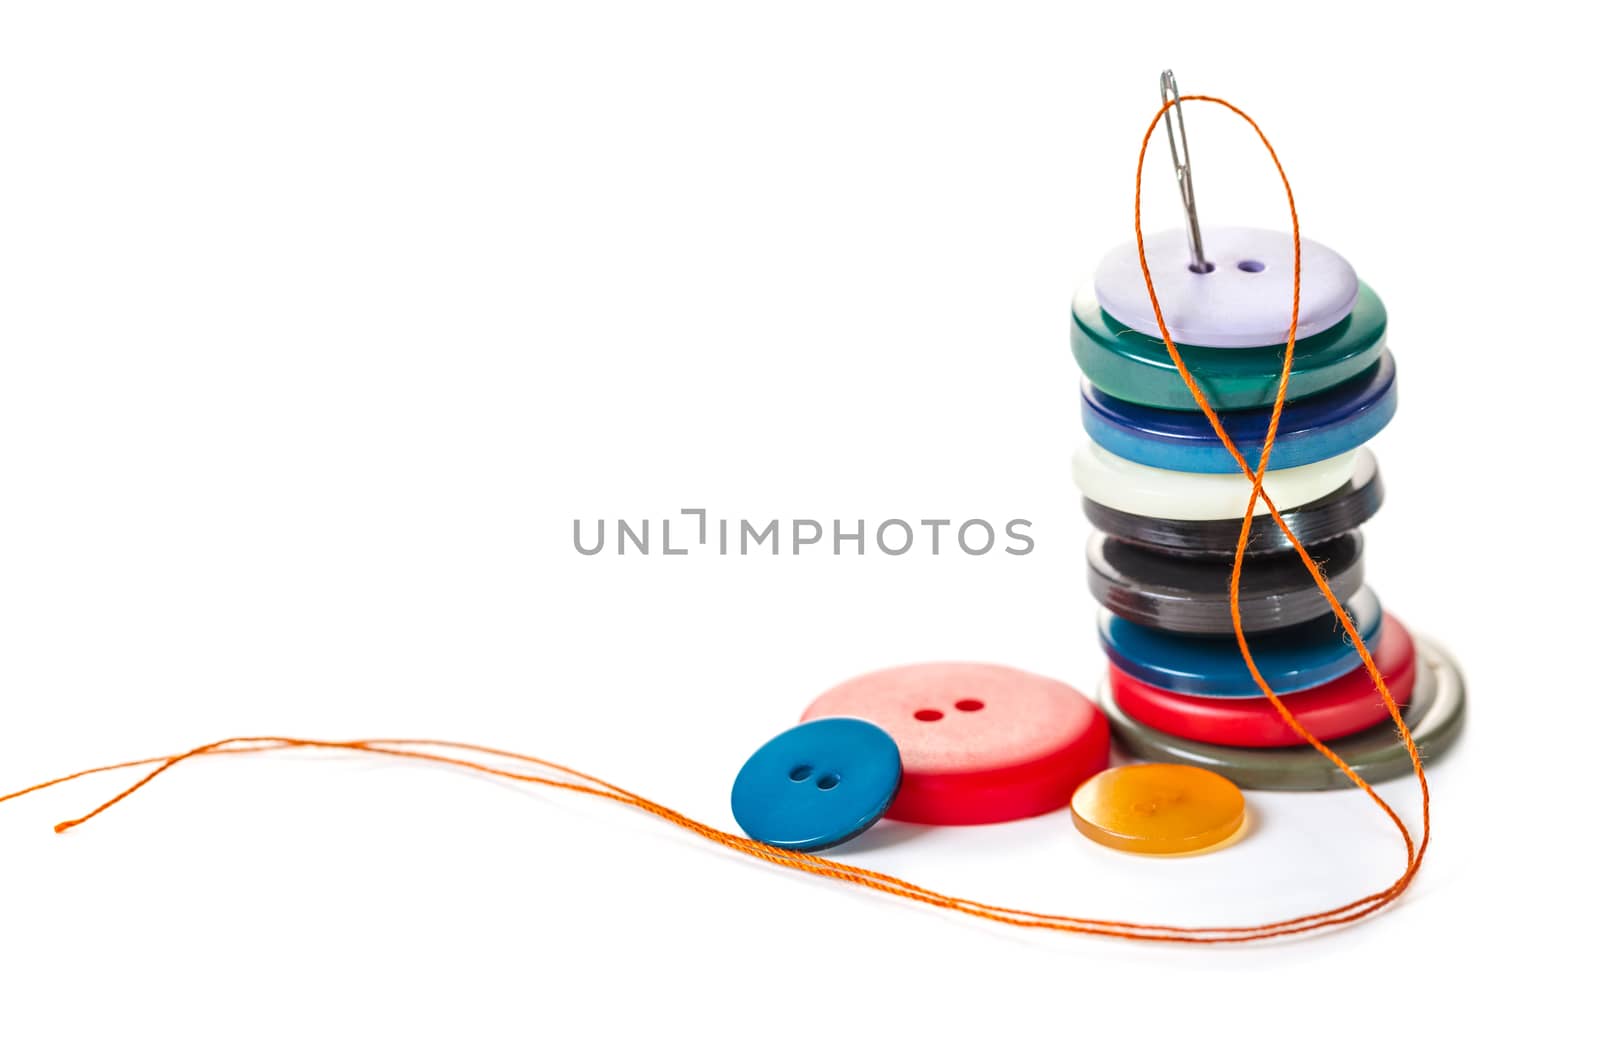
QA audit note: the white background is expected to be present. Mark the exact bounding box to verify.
[2,2,1592,1059]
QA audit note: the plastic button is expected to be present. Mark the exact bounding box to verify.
[1109,615,1418,747]
[1072,442,1359,522]
[1094,226,1359,347]
[730,718,902,852]
[1081,351,1397,474]
[801,663,1108,825]
[1088,531,1364,634]
[1070,281,1387,412]
[1096,635,1465,790]
[1081,449,1384,558]
[1098,586,1384,698]
[1070,764,1247,855]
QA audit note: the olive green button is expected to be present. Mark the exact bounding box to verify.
[1096,636,1465,791]
[1070,282,1388,411]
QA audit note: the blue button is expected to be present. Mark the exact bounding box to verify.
[1081,350,1398,474]
[1099,586,1384,698]
[731,718,902,852]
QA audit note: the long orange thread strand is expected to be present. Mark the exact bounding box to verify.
[1132,96,1429,888]
[0,94,1431,942]
[4,735,1402,942]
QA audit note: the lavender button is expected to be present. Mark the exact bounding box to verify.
[1093,226,1359,348]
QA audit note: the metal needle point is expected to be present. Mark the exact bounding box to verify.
[1160,69,1210,273]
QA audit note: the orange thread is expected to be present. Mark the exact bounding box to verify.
[0,94,1429,942]
[1132,97,1428,889]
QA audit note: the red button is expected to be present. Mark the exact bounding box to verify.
[800,663,1109,825]
[1108,616,1418,748]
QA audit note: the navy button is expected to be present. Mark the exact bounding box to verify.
[731,718,901,852]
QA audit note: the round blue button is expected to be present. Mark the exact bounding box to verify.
[1081,350,1398,473]
[731,718,902,852]
[1099,586,1385,698]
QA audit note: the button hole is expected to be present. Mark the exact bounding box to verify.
[816,773,841,791]
[1237,259,1266,273]
[914,709,943,722]
[954,699,984,712]
[789,765,813,782]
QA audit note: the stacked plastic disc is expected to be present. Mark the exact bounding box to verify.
[1071,226,1465,790]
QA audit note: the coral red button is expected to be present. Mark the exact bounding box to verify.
[800,663,1109,825]
[1108,615,1418,748]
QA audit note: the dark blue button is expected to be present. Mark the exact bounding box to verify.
[1099,586,1385,697]
[1081,350,1398,473]
[731,718,902,852]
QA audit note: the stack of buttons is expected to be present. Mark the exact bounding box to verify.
[1072,227,1465,790]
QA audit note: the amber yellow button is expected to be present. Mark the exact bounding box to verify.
[1070,764,1246,855]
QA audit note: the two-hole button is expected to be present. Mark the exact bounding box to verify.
[730,718,901,852]
[913,698,983,723]
[802,663,1108,826]
[1093,225,1360,347]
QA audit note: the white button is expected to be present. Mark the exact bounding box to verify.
[1071,442,1361,521]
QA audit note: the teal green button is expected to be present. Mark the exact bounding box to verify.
[1070,282,1388,411]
